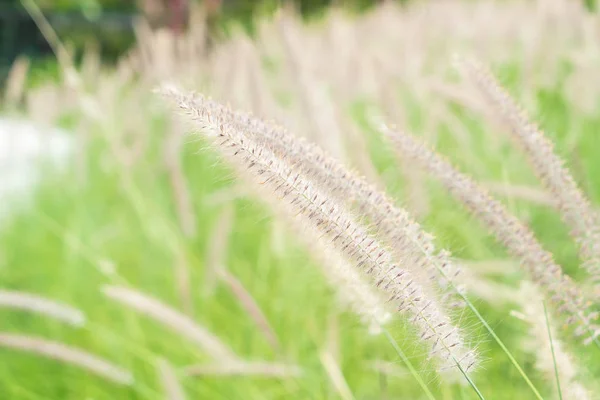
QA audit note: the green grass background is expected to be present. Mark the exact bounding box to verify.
[0,62,599,399]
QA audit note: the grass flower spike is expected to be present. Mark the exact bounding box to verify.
[0,334,133,386]
[457,56,600,289]
[380,122,599,346]
[158,85,478,377]
[166,89,467,309]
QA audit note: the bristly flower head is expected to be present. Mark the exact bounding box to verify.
[381,121,599,346]
[158,85,479,377]
[160,85,468,310]
[455,55,600,291]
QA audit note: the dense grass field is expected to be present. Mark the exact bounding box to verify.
[1,1,600,399]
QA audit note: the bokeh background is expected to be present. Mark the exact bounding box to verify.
[0,0,389,73]
[1,0,600,399]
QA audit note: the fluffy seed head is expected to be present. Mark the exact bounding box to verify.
[158,85,478,376]
[381,122,599,345]
[456,56,600,288]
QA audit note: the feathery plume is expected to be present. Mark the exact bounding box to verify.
[164,89,391,335]
[0,290,85,327]
[158,87,466,310]
[158,86,478,375]
[0,333,133,385]
[102,285,239,362]
[381,122,599,345]
[457,56,600,287]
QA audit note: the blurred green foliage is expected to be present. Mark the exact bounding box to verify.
[4,0,382,18]
[0,0,384,76]
[4,0,135,12]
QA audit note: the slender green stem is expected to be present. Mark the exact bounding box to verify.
[368,122,546,398]
[382,329,436,400]
[460,295,544,400]
[372,204,545,400]
[455,360,485,400]
[543,302,563,400]
[374,207,543,399]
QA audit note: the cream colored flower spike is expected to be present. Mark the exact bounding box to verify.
[381,122,599,346]
[158,85,478,377]
[456,56,600,291]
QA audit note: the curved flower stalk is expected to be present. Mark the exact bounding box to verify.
[102,286,239,362]
[158,86,478,376]
[381,123,599,345]
[0,290,85,327]
[194,101,391,335]
[457,56,600,289]
[0,333,133,385]
[216,268,282,351]
[161,89,466,310]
